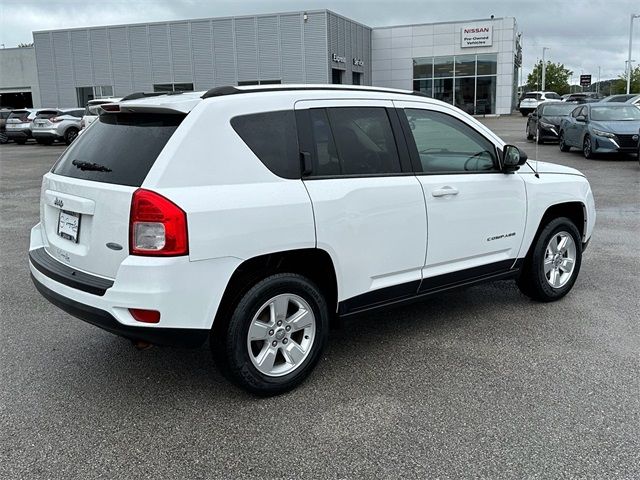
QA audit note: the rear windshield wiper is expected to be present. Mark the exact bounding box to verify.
[71,159,112,172]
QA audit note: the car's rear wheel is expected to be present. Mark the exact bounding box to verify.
[213,273,329,396]
[14,138,26,145]
[0,132,8,144]
[517,217,582,302]
[559,132,571,152]
[583,134,594,159]
[64,128,79,145]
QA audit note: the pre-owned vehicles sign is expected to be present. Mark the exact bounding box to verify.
[461,25,493,48]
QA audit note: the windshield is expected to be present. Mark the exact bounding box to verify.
[590,106,640,121]
[52,113,185,187]
[541,104,576,116]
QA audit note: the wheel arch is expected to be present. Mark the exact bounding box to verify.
[211,248,339,338]
[523,201,587,261]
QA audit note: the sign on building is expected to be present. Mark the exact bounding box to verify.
[461,25,493,48]
[580,75,591,87]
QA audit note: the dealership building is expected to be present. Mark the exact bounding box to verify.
[20,10,520,114]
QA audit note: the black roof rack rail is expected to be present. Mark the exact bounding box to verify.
[201,85,430,100]
[120,92,166,101]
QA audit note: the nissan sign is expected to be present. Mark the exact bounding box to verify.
[461,25,493,48]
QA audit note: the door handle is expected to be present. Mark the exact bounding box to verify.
[432,186,459,197]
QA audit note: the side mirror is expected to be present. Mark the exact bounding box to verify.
[502,145,528,172]
[576,115,587,122]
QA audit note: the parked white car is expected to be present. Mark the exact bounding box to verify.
[79,98,122,130]
[519,91,562,116]
[29,85,596,395]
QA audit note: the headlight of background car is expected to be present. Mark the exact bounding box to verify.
[592,129,616,138]
[539,121,555,129]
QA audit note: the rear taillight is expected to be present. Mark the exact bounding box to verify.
[129,189,188,256]
[51,116,62,122]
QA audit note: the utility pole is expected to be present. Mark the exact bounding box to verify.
[627,14,640,94]
[597,66,601,94]
[542,47,550,91]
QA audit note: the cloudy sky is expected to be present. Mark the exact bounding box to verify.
[1,0,638,82]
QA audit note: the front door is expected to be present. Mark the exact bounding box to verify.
[395,101,527,286]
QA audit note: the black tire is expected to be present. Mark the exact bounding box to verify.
[517,217,582,302]
[64,128,79,145]
[521,110,528,117]
[0,133,8,144]
[535,127,543,144]
[559,132,571,152]
[14,138,26,145]
[212,273,329,396]
[583,134,594,159]
[526,123,533,140]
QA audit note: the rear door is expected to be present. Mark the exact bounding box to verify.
[296,99,427,309]
[40,112,184,279]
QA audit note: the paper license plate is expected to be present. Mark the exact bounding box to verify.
[58,210,81,243]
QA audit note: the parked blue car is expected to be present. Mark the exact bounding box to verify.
[559,104,640,158]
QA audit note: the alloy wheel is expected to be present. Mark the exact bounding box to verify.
[544,231,577,288]
[246,293,316,377]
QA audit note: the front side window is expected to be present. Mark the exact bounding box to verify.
[309,107,401,176]
[403,108,498,173]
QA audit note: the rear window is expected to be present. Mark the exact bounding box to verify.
[230,110,300,179]
[8,110,29,120]
[545,93,561,99]
[36,110,60,119]
[52,113,184,187]
[523,93,541,100]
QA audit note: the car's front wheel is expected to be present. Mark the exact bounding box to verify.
[213,273,329,396]
[526,123,533,140]
[517,217,582,302]
[583,134,594,159]
[559,132,571,152]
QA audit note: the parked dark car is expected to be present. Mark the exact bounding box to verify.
[559,104,640,158]
[526,102,577,144]
[600,94,638,103]
[0,109,11,144]
[562,92,603,104]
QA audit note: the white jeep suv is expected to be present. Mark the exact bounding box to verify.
[29,85,596,395]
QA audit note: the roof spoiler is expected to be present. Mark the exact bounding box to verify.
[120,92,166,101]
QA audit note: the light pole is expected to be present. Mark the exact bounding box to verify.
[597,66,601,94]
[627,14,640,94]
[541,47,550,91]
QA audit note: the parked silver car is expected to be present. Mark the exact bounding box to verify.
[5,109,38,144]
[31,108,84,145]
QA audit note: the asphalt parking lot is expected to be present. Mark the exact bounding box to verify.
[1,116,639,479]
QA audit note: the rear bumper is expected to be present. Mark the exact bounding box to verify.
[6,129,31,139]
[31,274,208,348]
[28,222,242,344]
[32,130,61,140]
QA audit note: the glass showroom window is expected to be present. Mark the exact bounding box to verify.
[153,83,194,93]
[413,54,497,114]
[76,85,114,107]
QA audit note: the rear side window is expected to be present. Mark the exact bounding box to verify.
[309,107,401,176]
[230,110,300,179]
[9,111,29,120]
[52,113,184,187]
